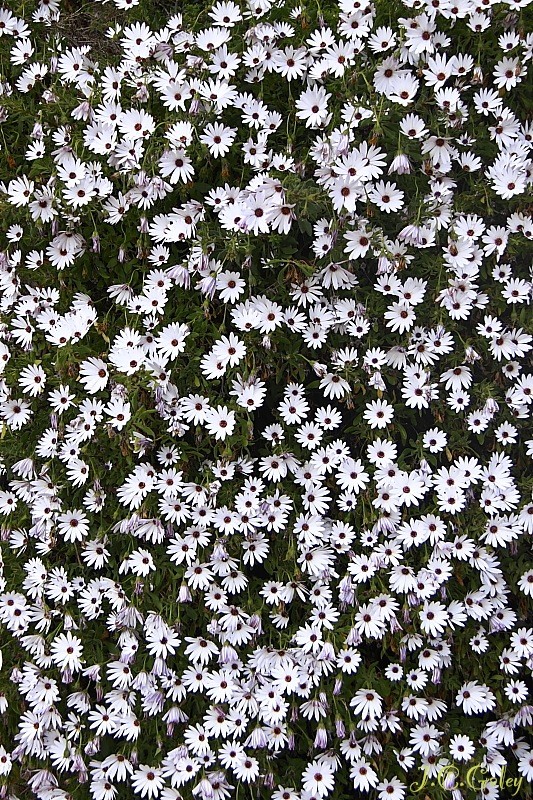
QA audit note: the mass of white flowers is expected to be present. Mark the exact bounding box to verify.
[0,0,532,798]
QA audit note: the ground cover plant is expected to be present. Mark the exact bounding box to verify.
[0,0,532,798]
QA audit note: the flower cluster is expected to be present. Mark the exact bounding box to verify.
[0,0,532,798]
